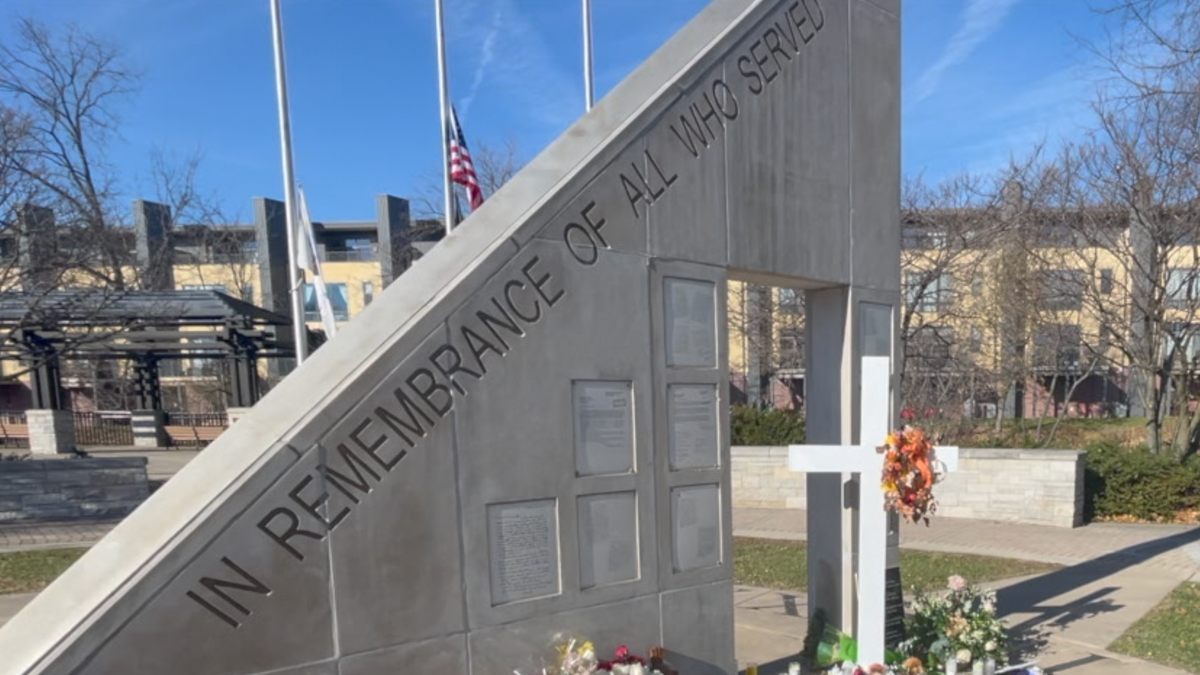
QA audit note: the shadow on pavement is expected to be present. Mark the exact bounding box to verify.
[995,525,1200,662]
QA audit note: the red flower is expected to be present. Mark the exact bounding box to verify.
[616,645,629,659]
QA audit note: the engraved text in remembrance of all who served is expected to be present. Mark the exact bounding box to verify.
[184,0,823,629]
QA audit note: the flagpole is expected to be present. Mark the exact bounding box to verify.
[269,0,309,365]
[583,0,594,110]
[435,0,455,235]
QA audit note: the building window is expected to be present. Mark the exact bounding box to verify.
[1100,268,1113,295]
[1033,324,1082,370]
[906,325,955,369]
[1042,269,1084,311]
[303,283,349,321]
[183,283,228,294]
[362,281,375,306]
[905,273,953,312]
[1167,269,1199,308]
[778,288,801,314]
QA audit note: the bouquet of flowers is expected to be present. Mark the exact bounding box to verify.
[528,638,679,675]
[878,426,940,525]
[899,576,1009,672]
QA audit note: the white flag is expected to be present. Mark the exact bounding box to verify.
[296,187,338,338]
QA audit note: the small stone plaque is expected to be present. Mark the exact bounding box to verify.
[664,277,716,367]
[573,381,634,476]
[577,492,639,588]
[668,384,719,470]
[885,566,906,648]
[487,500,560,605]
[671,484,721,572]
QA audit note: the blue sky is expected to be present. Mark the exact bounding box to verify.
[0,0,1112,222]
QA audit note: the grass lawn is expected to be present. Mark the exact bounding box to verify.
[734,537,1061,594]
[1110,582,1200,674]
[0,548,87,594]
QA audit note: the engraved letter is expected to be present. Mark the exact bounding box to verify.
[376,388,434,446]
[504,279,542,323]
[187,557,271,629]
[431,343,482,394]
[738,55,764,95]
[321,441,383,503]
[408,367,454,417]
[258,507,324,561]
[522,256,565,308]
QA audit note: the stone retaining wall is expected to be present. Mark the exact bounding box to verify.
[0,457,150,522]
[731,446,1086,528]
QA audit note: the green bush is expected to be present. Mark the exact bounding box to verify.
[731,405,805,445]
[1085,442,1200,521]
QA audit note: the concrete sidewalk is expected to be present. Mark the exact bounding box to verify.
[734,507,1200,674]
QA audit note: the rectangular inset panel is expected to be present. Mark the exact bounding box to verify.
[573,380,634,476]
[671,484,721,572]
[488,499,560,605]
[668,384,719,470]
[664,277,716,367]
[861,302,892,358]
[577,491,639,589]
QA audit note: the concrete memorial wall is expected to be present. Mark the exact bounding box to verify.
[0,0,899,672]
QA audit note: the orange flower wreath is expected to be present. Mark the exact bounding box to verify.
[877,426,938,525]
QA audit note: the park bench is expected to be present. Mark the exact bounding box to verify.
[0,422,29,447]
[164,424,225,448]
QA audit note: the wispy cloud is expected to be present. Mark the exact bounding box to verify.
[459,2,503,115]
[909,0,1022,107]
[447,0,577,131]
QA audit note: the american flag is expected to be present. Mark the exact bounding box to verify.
[448,105,484,212]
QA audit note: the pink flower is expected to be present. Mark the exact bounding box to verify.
[947,575,967,591]
[615,645,629,660]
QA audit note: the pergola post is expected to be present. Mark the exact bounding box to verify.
[131,355,168,449]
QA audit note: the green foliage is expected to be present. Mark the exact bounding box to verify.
[1084,442,1200,521]
[730,405,805,445]
[1110,582,1200,672]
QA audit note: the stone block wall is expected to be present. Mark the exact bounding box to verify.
[26,409,76,455]
[0,457,150,522]
[731,446,1086,528]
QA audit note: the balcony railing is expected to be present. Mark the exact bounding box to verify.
[323,248,376,262]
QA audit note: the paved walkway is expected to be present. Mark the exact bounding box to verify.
[734,507,1200,674]
[2,498,1199,672]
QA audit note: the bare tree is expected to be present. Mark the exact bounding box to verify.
[0,17,140,288]
[412,137,523,222]
[899,172,1011,435]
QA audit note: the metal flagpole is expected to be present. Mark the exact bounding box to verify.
[583,0,594,110]
[435,0,455,235]
[269,0,309,365]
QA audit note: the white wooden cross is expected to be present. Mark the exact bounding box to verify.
[788,356,958,666]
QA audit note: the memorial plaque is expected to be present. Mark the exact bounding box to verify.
[671,484,721,571]
[573,381,635,476]
[488,500,561,605]
[664,277,716,367]
[885,566,906,648]
[668,384,719,470]
[577,492,639,588]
